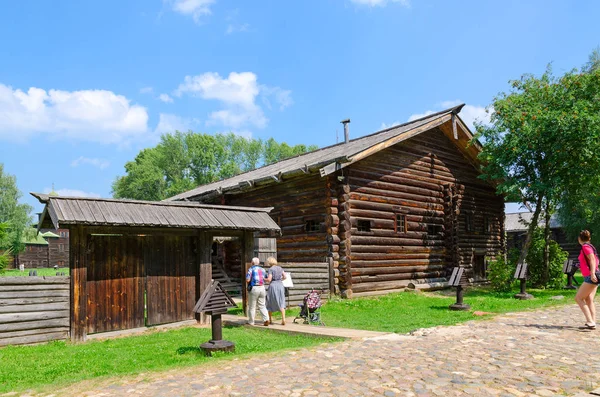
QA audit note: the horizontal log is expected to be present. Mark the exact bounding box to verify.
[0,331,68,347]
[0,284,70,292]
[352,265,446,275]
[352,259,444,267]
[0,302,69,314]
[0,297,69,306]
[350,202,445,218]
[0,326,69,340]
[351,245,445,254]
[351,252,446,261]
[349,176,444,198]
[0,290,70,299]
[351,280,412,293]
[351,236,444,247]
[0,310,69,324]
[0,318,70,333]
[0,277,69,285]
[353,271,445,283]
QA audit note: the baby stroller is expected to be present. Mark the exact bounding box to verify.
[293,289,325,326]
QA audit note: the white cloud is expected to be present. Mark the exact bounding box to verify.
[350,0,410,7]
[0,84,149,144]
[174,72,292,129]
[226,23,250,34]
[380,121,401,129]
[43,187,101,198]
[158,93,174,103]
[260,86,293,111]
[407,100,490,131]
[154,113,199,135]
[140,86,154,94]
[169,0,214,23]
[71,157,110,170]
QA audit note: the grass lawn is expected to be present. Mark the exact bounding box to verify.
[0,267,69,277]
[0,325,339,394]
[318,285,580,333]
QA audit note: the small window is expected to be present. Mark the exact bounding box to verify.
[465,214,474,232]
[59,244,64,252]
[305,220,320,233]
[427,224,443,236]
[484,217,491,233]
[395,214,406,233]
[357,220,371,232]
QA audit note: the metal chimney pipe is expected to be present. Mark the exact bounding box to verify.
[340,119,350,143]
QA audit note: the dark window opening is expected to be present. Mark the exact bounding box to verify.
[427,224,443,236]
[465,214,474,232]
[357,220,371,232]
[473,255,486,281]
[484,217,491,233]
[395,214,406,233]
[305,220,320,233]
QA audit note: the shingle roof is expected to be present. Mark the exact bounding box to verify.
[167,104,475,201]
[505,212,563,232]
[31,193,280,233]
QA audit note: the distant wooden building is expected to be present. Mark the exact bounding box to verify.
[168,104,505,297]
[505,212,579,261]
[16,231,50,268]
[14,228,70,269]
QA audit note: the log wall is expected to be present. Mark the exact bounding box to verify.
[0,276,70,346]
[268,262,330,307]
[347,128,504,294]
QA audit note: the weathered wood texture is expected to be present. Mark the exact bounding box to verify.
[0,276,69,346]
[146,235,197,326]
[275,262,330,306]
[225,173,328,263]
[347,128,504,292]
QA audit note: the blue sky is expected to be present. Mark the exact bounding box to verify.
[0,0,598,215]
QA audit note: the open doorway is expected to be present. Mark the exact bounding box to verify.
[212,236,243,297]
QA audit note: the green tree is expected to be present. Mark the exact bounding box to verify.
[113,132,319,201]
[0,223,10,273]
[0,164,33,258]
[476,59,600,286]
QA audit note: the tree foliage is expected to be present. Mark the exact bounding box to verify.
[525,228,568,289]
[0,223,10,273]
[0,164,33,257]
[113,131,319,201]
[476,55,600,284]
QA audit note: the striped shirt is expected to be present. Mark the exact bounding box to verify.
[247,266,266,286]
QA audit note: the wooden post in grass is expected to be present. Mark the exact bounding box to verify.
[448,267,470,311]
[193,280,237,356]
[562,259,577,290]
[514,261,533,300]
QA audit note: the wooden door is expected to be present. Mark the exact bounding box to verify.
[145,235,197,326]
[86,235,145,334]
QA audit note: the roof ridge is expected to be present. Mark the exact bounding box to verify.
[30,193,273,213]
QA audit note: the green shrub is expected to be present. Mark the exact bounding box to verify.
[526,227,568,289]
[488,250,518,292]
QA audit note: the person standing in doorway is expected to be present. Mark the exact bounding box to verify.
[576,230,600,329]
[246,257,269,326]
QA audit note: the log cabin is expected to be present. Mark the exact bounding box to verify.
[167,104,506,298]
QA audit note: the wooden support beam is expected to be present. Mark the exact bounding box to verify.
[196,231,212,324]
[69,225,87,342]
[241,231,254,316]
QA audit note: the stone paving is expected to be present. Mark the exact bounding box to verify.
[26,304,600,396]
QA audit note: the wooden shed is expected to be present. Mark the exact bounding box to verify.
[32,193,280,341]
[167,104,505,298]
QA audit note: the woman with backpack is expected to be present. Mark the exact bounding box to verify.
[576,230,600,329]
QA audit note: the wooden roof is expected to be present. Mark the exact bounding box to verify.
[167,104,481,201]
[31,193,281,232]
[505,212,562,233]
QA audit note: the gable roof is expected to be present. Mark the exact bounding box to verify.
[167,104,481,202]
[505,212,562,232]
[22,229,49,246]
[31,193,281,233]
[41,231,60,238]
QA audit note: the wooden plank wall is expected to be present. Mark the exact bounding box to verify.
[0,276,69,346]
[146,235,197,326]
[274,262,329,306]
[87,235,145,334]
[347,128,504,294]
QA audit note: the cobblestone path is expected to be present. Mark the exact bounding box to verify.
[33,305,600,396]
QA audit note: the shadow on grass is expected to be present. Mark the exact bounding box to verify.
[176,346,202,355]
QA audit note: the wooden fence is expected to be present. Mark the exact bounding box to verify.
[0,276,70,346]
[279,262,330,307]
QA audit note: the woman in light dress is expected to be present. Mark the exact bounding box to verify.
[265,257,287,325]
